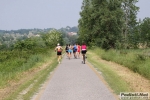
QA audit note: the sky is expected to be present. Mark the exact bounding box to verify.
[0,0,150,30]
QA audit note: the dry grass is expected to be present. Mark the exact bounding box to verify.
[106,60,150,92]
[88,51,150,93]
[0,61,52,100]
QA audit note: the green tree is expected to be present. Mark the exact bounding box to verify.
[42,29,63,47]
[78,0,93,45]
[78,0,124,49]
[140,17,150,47]
[14,39,36,50]
[128,20,141,48]
[121,0,139,48]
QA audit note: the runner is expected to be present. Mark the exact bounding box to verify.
[73,44,77,59]
[76,43,81,58]
[65,44,69,57]
[68,44,72,59]
[55,43,63,64]
[81,43,87,63]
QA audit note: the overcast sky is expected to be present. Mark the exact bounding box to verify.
[0,0,149,30]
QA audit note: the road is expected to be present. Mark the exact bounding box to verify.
[32,55,118,100]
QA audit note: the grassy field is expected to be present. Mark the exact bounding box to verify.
[87,47,150,96]
[0,48,60,100]
[5,57,58,100]
[1,46,149,99]
[89,47,150,80]
[0,48,52,88]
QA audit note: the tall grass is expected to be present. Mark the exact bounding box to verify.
[0,48,53,88]
[4,58,58,100]
[87,55,131,94]
[91,47,150,80]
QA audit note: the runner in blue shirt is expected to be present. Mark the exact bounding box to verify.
[73,44,77,59]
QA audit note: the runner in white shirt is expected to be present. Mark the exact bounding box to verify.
[55,43,63,63]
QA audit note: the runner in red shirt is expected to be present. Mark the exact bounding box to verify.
[76,43,81,58]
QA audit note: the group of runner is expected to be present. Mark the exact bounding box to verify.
[65,43,81,59]
[55,43,87,63]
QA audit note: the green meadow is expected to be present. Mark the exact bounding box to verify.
[90,47,150,80]
[0,48,53,88]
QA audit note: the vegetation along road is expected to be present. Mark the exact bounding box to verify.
[0,48,150,100]
[1,0,150,99]
[31,54,117,100]
[31,49,150,100]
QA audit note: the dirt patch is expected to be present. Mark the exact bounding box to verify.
[0,61,52,100]
[89,52,150,93]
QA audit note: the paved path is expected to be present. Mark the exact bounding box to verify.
[35,55,117,100]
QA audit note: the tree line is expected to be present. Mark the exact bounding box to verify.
[0,26,78,50]
[78,0,150,49]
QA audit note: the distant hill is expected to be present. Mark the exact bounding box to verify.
[58,26,78,33]
[0,26,78,49]
[0,26,78,34]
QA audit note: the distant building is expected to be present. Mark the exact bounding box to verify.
[35,34,40,37]
[68,32,77,36]
[28,31,40,38]
[28,31,34,38]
